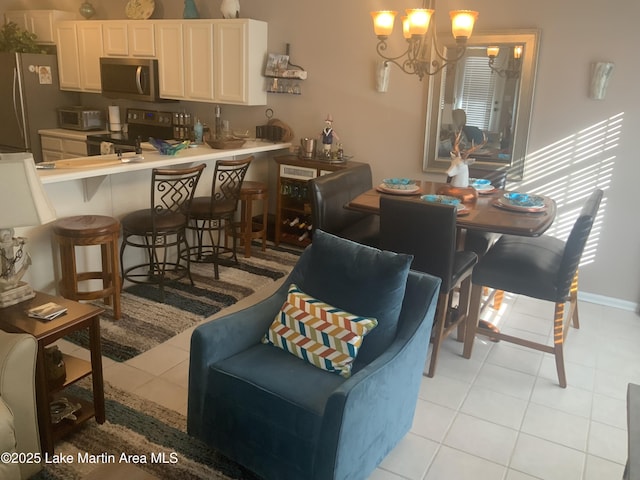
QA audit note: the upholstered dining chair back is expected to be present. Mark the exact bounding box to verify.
[309,163,380,247]
[380,197,458,291]
[379,196,477,377]
[555,189,603,299]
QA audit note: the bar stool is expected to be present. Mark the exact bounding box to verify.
[236,181,268,258]
[52,215,121,319]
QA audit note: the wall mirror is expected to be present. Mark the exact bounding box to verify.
[422,29,540,180]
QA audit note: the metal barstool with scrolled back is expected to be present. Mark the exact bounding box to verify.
[185,157,252,279]
[119,163,206,302]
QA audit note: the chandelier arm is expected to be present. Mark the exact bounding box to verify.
[376,39,417,64]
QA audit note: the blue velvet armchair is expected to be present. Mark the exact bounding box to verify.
[188,231,441,480]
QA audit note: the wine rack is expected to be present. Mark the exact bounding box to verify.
[274,155,363,247]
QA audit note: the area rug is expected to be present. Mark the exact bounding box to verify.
[67,245,300,362]
[31,379,262,480]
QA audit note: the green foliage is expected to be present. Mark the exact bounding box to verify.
[0,22,45,53]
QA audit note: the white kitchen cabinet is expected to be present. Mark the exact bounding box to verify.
[215,20,267,105]
[154,21,185,99]
[184,21,215,101]
[103,21,155,57]
[40,130,92,161]
[4,10,75,44]
[155,19,267,105]
[56,21,104,92]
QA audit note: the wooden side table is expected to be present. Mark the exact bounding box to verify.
[0,292,105,455]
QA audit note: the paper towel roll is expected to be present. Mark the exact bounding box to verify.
[109,106,121,132]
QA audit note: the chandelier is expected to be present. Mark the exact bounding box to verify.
[487,45,523,79]
[370,1,479,81]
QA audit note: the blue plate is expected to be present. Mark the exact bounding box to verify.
[382,178,415,190]
[503,192,545,208]
[421,194,461,206]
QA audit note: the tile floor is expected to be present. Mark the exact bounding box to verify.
[58,281,639,480]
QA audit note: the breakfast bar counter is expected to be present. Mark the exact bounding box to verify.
[23,141,291,293]
[38,140,291,184]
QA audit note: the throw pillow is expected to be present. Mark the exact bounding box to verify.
[263,284,378,378]
[286,230,413,366]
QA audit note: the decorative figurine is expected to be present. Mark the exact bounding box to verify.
[319,114,340,157]
[447,130,486,187]
[220,0,240,18]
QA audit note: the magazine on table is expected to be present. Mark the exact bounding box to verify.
[27,301,68,321]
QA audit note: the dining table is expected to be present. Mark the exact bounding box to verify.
[346,180,557,238]
[347,180,557,337]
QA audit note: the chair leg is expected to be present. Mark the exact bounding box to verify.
[493,289,504,310]
[455,276,472,342]
[463,283,484,359]
[553,301,568,388]
[426,293,449,378]
[569,271,580,329]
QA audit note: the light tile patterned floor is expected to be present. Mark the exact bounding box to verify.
[58,282,638,480]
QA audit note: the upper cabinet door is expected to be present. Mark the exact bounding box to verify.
[56,22,81,90]
[184,21,215,101]
[77,23,104,92]
[103,22,129,56]
[215,19,267,105]
[103,21,155,57]
[155,22,185,99]
[129,22,155,56]
[6,10,75,43]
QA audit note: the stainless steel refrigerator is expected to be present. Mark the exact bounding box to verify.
[0,52,79,163]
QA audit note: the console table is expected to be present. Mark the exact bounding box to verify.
[0,292,105,454]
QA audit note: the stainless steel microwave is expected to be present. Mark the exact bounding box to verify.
[57,106,105,131]
[99,57,163,102]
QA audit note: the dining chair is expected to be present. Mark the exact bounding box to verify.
[461,167,508,309]
[120,163,206,302]
[308,163,380,248]
[463,189,603,388]
[380,196,478,377]
[185,157,252,280]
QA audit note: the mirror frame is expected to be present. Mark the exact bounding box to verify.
[422,29,540,181]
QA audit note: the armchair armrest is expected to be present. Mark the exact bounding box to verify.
[188,280,290,434]
[0,331,41,480]
[315,271,441,480]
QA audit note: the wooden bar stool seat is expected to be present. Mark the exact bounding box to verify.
[236,181,268,258]
[52,215,121,319]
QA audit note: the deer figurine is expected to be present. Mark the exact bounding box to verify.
[447,130,487,187]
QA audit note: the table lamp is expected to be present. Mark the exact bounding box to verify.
[0,153,57,307]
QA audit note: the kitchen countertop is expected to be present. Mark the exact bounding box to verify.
[37,140,292,184]
[39,128,110,140]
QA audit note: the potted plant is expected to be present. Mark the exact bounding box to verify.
[0,22,45,53]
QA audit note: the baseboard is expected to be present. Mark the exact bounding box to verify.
[579,292,639,313]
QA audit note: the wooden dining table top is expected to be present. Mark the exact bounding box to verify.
[347,181,557,237]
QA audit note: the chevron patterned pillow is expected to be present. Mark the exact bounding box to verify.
[262,284,378,378]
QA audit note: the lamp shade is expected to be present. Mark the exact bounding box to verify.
[487,46,500,58]
[371,11,397,38]
[0,153,57,228]
[450,10,478,40]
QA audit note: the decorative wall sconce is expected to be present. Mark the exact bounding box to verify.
[370,1,479,81]
[589,62,614,100]
[375,60,391,93]
[486,45,522,79]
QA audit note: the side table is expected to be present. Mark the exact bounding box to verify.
[0,291,105,455]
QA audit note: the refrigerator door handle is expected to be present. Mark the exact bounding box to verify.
[12,67,26,142]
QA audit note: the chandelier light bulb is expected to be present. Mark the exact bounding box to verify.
[405,9,433,36]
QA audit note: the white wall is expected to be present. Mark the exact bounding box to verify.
[3,0,639,309]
